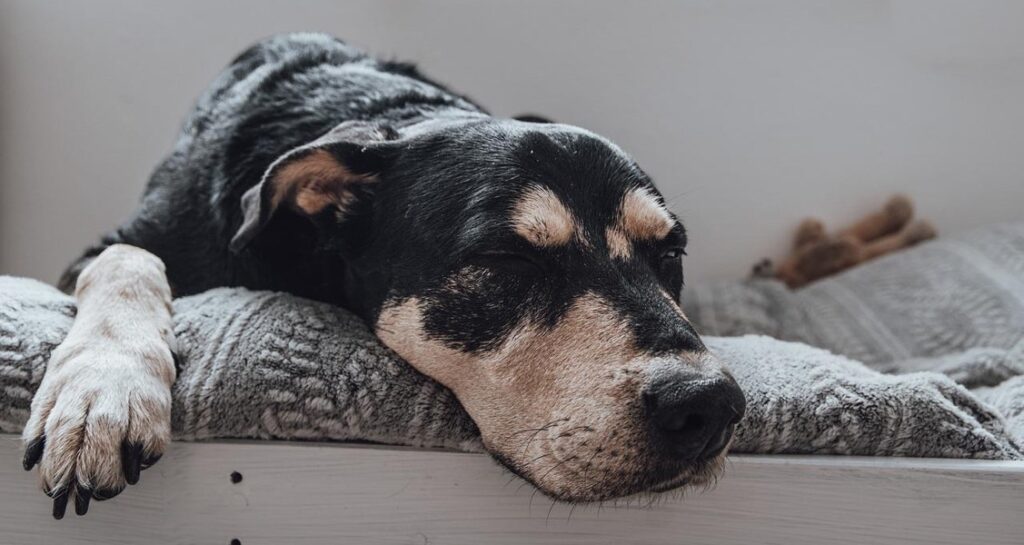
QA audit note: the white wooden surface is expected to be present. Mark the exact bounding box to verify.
[2,435,1023,545]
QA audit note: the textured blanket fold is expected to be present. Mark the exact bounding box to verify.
[2,274,1020,460]
[683,221,1024,445]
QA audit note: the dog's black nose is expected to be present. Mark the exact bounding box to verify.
[644,372,746,460]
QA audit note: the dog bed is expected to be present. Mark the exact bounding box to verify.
[2,221,1023,458]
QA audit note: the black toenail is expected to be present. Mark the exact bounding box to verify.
[23,436,45,471]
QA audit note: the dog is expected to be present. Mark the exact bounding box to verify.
[21,33,745,519]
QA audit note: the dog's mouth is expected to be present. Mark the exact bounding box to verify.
[486,434,730,503]
[646,454,727,494]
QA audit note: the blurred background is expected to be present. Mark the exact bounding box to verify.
[2,0,1023,285]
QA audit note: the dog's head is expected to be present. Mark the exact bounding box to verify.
[231,116,745,501]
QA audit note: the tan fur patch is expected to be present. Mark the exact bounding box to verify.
[621,187,674,240]
[606,187,674,259]
[511,186,578,247]
[374,292,661,498]
[374,290,731,500]
[605,226,632,260]
[375,292,638,402]
[272,149,375,216]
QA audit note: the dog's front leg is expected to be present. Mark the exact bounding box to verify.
[21,245,176,519]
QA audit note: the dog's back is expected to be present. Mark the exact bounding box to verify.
[60,33,481,298]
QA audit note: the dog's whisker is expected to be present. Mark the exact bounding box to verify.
[529,452,553,464]
[579,441,606,493]
[536,454,574,483]
[545,498,558,524]
[567,502,578,522]
[516,417,568,457]
[509,420,558,436]
[528,483,543,513]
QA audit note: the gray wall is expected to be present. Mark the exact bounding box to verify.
[2,0,1023,285]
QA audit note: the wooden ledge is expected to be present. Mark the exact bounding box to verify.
[3,436,1023,544]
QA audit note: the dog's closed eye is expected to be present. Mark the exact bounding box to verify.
[469,251,545,275]
[661,248,686,260]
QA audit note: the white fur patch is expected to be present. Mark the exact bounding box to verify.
[23,245,176,499]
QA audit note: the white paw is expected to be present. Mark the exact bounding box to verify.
[22,342,173,519]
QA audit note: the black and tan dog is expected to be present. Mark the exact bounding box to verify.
[22,33,745,519]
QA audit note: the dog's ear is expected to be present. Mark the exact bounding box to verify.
[229,121,401,252]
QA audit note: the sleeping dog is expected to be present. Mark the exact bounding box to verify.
[22,33,745,519]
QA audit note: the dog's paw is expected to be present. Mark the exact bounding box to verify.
[22,343,172,519]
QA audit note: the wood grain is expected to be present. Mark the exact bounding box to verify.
[3,435,1023,544]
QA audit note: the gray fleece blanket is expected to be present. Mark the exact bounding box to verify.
[684,221,1024,446]
[2,236,1023,459]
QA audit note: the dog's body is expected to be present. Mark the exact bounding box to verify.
[24,33,745,519]
[58,35,483,301]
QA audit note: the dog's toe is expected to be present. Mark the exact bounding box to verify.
[74,483,92,516]
[22,435,45,471]
[51,484,71,520]
[122,441,144,485]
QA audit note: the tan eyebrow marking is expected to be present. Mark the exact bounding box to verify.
[606,187,674,259]
[511,186,579,247]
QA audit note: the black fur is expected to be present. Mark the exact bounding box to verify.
[62,32,696,358]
